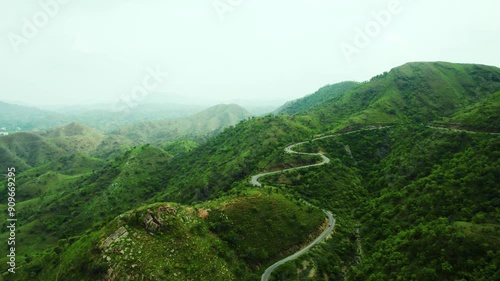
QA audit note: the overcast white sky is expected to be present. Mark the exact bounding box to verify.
[0,0,499,107]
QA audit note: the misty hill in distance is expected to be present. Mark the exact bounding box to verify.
[0,101,68,132]
[0,104,253,171]
[109,104,253,145]
[1,61,499,281]
[0,99,265,133]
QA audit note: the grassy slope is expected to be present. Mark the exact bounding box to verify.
[0,132,67,171]
[276,81,359,115]
[1,61,499,280]
[261,126,499,280]
[0,145,172,274]
[154,114,322,204]
[157,62,500,206]
[8,191,325,281]
[282,62,500,132]
[437,91,500,131]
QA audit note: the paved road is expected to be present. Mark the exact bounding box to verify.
[250,152,330,187]
[251,126,388,187]
[251,126,390,280]
[250,130,347,280]
[261,210,336,281]
[251,138,335,187]
[426,125,500,135]
[252,124,498,280]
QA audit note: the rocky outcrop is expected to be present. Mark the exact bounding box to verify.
[142,205,177,233]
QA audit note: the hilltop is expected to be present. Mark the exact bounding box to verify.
[110,104,253,144]
[11,191,325,281]
[1,61,499,280]
[277,62,500,131]
[0,102,69,131]
[0,122,133,171]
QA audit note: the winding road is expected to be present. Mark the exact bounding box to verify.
[250,130,347,281]
[251,125,498,280]
[251,126,388,188]
[260,211,335,281]
[250,143,330,187]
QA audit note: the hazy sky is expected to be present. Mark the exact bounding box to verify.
[1,0,499,107]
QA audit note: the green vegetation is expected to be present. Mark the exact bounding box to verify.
[0,102,68,131]
[438,91,500,131]
[1,62,499,280]
[276,81,359,115]
[262,126,499,280]
[163,139,199,156]
[110,104,253,145]
[278,62,500,132]
[206,191,325,267]
[10,192,325,281]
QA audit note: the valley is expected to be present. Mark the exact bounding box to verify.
[0,62,499,280]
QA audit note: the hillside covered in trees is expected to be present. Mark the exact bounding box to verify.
[1,62,499,280]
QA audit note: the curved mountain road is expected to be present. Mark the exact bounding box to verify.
[250,150,330,187]
[260,210,335,281]
[251,130,348,280]
[251,126,387,188]
[251,125,496,280]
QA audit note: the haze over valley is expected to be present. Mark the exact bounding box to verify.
[1,1,499,280]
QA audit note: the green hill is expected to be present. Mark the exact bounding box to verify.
[0,123,133,172]
[111,104,253,144]
[112,104,251,145]
[437,90,500,131]
[10,191,325,281]
[1,61,499,280]
[42,122,107,153]
[278,62,500,131]
[0,145,174,274]
[259,125,499,280]
[0,132,67,171]
[0,101,69,131]
[275,81,359,115]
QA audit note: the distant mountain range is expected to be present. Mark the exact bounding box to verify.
[110,104,253,144]
[0,101,68,132]
[1,61,499,281]
[0,104,253,171]
[0,101,257,133]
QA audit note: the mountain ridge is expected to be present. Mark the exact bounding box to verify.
[1,61,499,281]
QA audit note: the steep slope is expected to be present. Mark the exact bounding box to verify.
[154,114,320,203]
[438,90,500,131]
[0,123,134,171]
[0,132,67,171]
[278,62,500,131]
[0,145,173,274]
[275,81,359,115]
[11,192,325,281]
[153,62,500,205]
[256,125,499,280]
[1,61,499,281]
